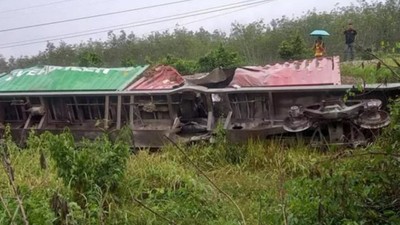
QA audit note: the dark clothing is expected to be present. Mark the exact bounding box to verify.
[345,43,355,61]
[344,28,357,44]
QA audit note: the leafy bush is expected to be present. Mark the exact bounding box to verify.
[160,54,198,75]
[120,58,136,67]
[78,51,103,67]
[278,34,309,60]
[44,128,130,207]
[198,45,243,72]
[160,45,243,75]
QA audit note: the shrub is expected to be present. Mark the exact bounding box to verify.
[45,128,131,207]
[278,34,309,60]
[78,51,103,67]
[160,54,198,75]
[198,44,243,72]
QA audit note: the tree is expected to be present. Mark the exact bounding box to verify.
[278,34,309,60]
[0,55,9,73]
[78,51,103,67]
[198,44,243,72]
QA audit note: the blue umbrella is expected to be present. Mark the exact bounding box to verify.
[310,30,330,36]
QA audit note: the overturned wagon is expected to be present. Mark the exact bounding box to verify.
[0,57,396,148]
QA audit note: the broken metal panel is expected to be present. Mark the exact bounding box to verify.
[227,93,271,124]
[126,65,185,90]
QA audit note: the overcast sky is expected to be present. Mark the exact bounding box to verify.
[0,0,373,58]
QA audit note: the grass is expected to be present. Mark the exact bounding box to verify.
[0,135,328,224]
[1,92,400,224]
[340,56,400,84]
[1,131,400,224]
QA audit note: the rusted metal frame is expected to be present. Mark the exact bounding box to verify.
[67,104,74,123]
[0,100,21,103]
[224,111,233,130]
[245,94,251,119]
[67,98,83,124]
[86,97,93,120]
[104,96,110,129]
[37,97,47,129]
[23,114,32,129]
[166,94,176,124]
[268,92,275,126]
[20,98,28,121]
[0,83,397,98]
[129,96,134,129]
[116,95,122,130]
[66,103,105,106]
[205,93,214,131]
[50,98,58,121]
[38,116,46,129]
[20,97,29,126]
[251,96,257,120]
[107,99,117,123]
[232,95,242,120]
[72,97,83,125]
[150,96,157,119]
[93,97,104,121]
[222,93,233,129]
[120,97,130,123]
[14,98,21,121]
[229,99,260,104]
[261,96,266,119]
[126,96,145,126]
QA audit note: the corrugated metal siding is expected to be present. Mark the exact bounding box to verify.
[230,56,341,87]
[0,65,149,92]
[126,65,184,90]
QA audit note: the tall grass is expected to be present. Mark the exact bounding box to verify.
[340,56,400,84]
[1,124,399,224]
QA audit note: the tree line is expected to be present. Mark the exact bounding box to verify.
[0,0,399,74]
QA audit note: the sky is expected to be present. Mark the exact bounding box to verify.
[0,0,370,58]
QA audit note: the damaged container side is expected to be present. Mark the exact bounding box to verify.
[0,65,149,92]
[0,56,398,148]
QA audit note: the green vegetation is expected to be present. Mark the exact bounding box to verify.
[2,0,400,74]
[1,1,400,223]
[278,34,311,60]
[340,56,400,83]
[159,45,243,75]
[1,104,400,224]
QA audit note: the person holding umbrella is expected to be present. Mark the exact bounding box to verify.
[313,36,325,57]
[310,30,329,58]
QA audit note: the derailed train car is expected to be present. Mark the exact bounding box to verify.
[0,56,396,148]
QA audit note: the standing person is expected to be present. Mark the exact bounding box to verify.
[344,22,357,61]
[313,36,325,58]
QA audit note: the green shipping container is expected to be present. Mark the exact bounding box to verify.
[0,65,149,92]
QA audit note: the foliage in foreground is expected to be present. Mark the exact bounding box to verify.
[1,101,400,224]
